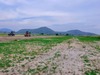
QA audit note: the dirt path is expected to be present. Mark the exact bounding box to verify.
[0,38,100,75]
[0,36,57,42]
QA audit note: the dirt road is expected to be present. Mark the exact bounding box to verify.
[0,36,57,42]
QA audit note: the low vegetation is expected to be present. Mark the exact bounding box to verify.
[76,36,100,42]
[0,35,100,75]
[85,70,100,75]
[0,33,7,36]
[0,36,71,69]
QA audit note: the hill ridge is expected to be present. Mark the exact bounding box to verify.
[0,27,97,36]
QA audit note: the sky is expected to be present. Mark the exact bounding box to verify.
[0,0,100,34]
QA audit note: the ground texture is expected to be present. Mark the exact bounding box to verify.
[0,37,100,75]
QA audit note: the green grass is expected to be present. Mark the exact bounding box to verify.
[0,33,7,36]
[76,36,100,51]
[0,36,71,68]
[26,64,49,74]
[85,70,100,75]
[81,55,89,63]
[76,36,100,42]
[54,51,61,58]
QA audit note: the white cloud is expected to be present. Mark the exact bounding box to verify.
[0,10,19,20]
[0,0,28,5]
[0,0,100,33]
[0,0,16,5]
[16,7,70,17]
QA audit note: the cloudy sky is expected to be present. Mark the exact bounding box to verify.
[0,0,100,34]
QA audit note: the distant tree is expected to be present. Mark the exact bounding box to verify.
[41,33,44,35]
[56,33,59,36]
[66,33,69,36]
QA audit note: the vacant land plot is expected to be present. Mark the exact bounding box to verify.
[0,35,59,42]
[0,36,100,75]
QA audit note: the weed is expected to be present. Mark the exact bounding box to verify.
[0,36,71,69]
[81,55,89,63]
[85,70,99,75]
[26,65,48,74]
[77,36,100,42]
[95,45,100,51]
[54,51,61,58]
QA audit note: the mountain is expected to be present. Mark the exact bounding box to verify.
[66,30,96,36]
[17,27,55,34]
[0,28,12,33]
[17,27,96,36]
[33,27,55,34]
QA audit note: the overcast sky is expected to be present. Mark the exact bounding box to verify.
[0,0,100,34]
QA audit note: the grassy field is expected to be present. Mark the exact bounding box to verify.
[0,33,8,36]
[76,36,100,42]
[0,35,100,75]
[77,36,100,75]
[0,36,71,69]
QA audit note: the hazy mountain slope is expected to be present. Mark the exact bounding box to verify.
[17,27,55,34]
[0,28,12,33]
[66,30,96,36]
[15,27,97,35]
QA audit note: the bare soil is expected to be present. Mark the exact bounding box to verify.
[0,35,56,42]
[0,38,100,75]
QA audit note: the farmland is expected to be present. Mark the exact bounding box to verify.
[0,36,100,75]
